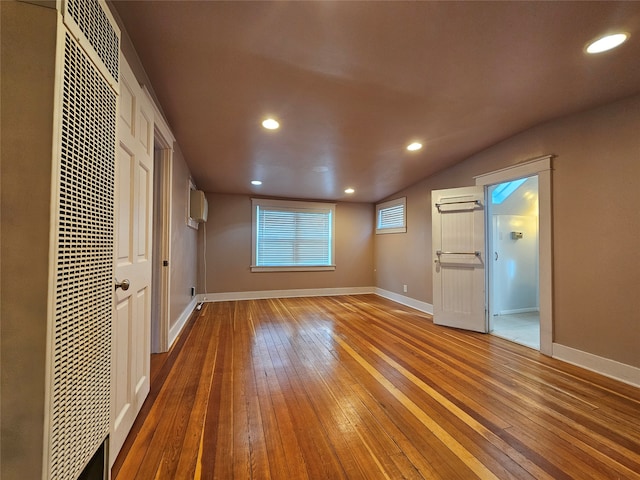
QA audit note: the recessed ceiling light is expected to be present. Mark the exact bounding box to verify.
[262,118,279,130]
[344,188,355,194]
[407,142,422,151]
[251,180,262,186]
[586,33,628,54]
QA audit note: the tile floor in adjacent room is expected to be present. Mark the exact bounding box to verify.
[490,311,540,350]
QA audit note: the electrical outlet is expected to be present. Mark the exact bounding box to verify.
[403,284,408,293]
[190,287,195,297]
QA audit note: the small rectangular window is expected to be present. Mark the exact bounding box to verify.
[376,197,406,234]
[251,198,336,272]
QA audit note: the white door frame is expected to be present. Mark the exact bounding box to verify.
[475,155,553,355]
[146,86,174,353]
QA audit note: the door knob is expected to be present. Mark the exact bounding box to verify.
[115,278,130,291]
[495,252,499,261]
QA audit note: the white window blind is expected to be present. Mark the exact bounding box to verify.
[376,197,407,234]
[252,199,336,271]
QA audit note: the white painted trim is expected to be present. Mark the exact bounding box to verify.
[250,265,336,273]
[150,145,173,353]
[375,197,407,234]
[146,85,175,354]
[164,288,640,389]
[195,287,435,317]
[168,297,198,348]
[161,149,173,351]
[374,288,434,315]
[497,308,539,315]
[553,343,640,388]
[144,85,175,145]
[251,198,336,269]
[473,155,552,184]
[537,167,553,356]
[476,155,553,356]
[198,287,375,303]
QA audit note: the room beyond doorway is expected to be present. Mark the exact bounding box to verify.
[491,311,540,349]
[488,175,540,350]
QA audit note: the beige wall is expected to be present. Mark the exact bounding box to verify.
[200,194,374,293]
[169,147,199,329]
[0,3,57,478]
[375,93,640,368]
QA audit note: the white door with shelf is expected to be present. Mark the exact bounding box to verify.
[432,186,486,332]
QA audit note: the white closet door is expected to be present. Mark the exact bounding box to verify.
[111,55,154,465]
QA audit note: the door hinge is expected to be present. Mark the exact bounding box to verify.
[163,260,169,267]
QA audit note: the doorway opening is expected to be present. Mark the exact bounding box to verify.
[151,129,173,354]
[472,155,552,355]
[151,143,164,353]
[487,175,540,350]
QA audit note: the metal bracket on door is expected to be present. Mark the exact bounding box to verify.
[435,200,481,212]
[436,250,481,257]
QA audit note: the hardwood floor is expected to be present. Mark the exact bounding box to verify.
[112,295,640,479]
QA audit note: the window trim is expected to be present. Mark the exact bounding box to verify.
[251,198,336,272]
[376,197,407,234]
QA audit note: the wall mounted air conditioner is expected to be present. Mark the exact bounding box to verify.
[190,189,208,223]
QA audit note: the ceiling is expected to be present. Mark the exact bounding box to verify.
[112,1,640,203]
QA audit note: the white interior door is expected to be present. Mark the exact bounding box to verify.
[111,56,154,465]
[432,186,486,332]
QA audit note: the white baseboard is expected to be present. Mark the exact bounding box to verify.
[374,288,434,315]
[168,297,198,348]
[171,293,639,390]
[198,288,434,318]
[498,307,539,315]
[553,343,640,388]
[198,286,375,303]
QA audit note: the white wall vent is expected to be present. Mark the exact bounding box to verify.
[63,0,120,88]
[48,26,116,480]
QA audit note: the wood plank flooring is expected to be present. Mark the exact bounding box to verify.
[112,295,640,479]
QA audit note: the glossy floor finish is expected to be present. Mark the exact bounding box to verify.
[112,295,640,479]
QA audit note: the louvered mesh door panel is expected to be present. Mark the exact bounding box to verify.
[64,0,119,83]
[49,31,116,480]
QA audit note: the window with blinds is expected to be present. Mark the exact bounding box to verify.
[376,197,407,234]
[252,199,336,271]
